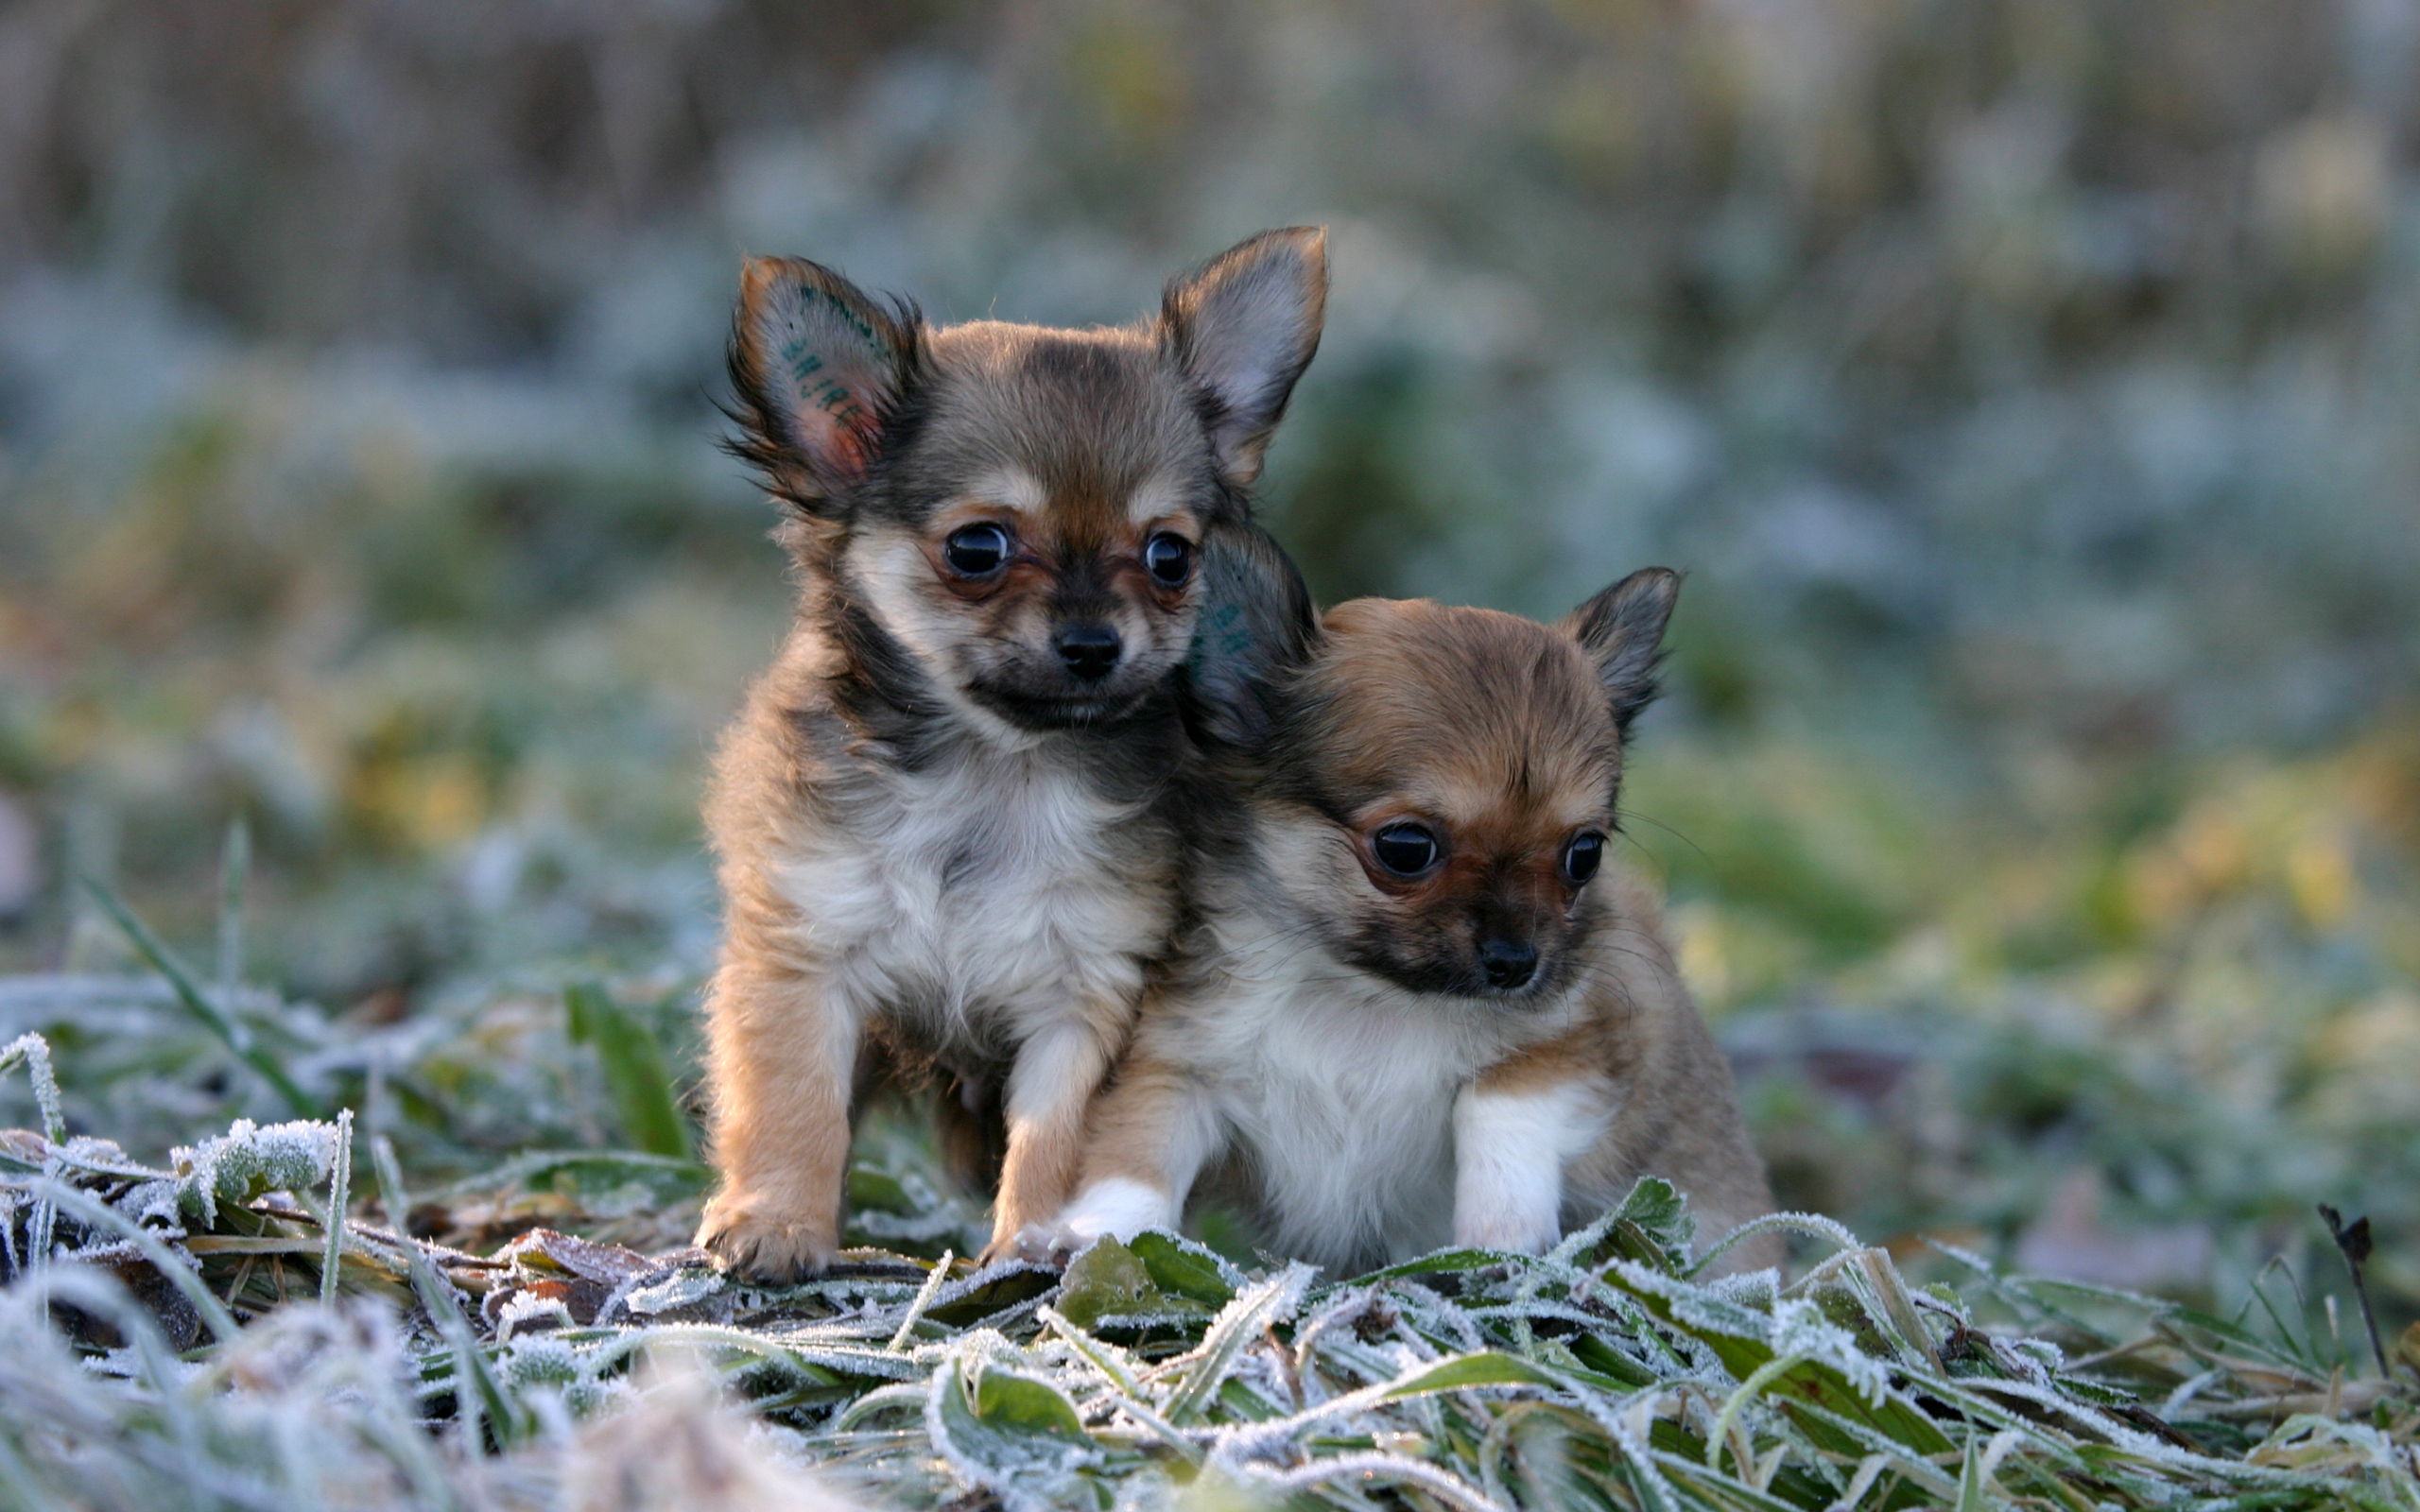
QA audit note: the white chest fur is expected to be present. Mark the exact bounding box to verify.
[769,742,1172,1048]
[1193,918,1563,1269]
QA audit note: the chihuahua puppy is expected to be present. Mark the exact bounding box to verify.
[696,229,1328,1280]
[1048,571,1776,1274]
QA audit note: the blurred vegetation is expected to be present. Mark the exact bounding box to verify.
[1,0,2417,1342]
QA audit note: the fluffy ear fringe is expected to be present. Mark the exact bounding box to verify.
[720,256,925,519]
[1563,567,1682,737]
[1160,227,1329,489]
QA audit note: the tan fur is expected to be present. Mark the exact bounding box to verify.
[1053,586,1779,1275]
[697,231,1331,1279]
[1068,1051,1196,1190]
[1532,873,1775,1261]
[695,460,1186,1274]
[696,638,867,1277]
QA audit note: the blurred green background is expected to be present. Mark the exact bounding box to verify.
[1,0,2415,1313]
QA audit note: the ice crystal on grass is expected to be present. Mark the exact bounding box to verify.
[624,1263,728,1318]
[0,1034,64,1143]
[1768,1296,1893,1406]
[170,1118,339,1225]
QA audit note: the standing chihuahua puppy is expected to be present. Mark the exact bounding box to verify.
[1049,572,1776,1274]
[697,230,1327,1280]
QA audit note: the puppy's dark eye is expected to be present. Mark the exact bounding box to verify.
[943,524,1010,576]
[1144,532,1192,587]
[1563,833,1604,885]
[1372,823,1441,876]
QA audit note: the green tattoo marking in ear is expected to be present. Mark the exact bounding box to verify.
[758,284,899,467]
[780,342,824,385]
[770,300,892,430]
[792,285,895,364]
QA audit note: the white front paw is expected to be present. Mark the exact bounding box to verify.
[1453,1083,1596,1257]
[1455,1208,1562,1254]
[1058,1177,1178,1245]
[1002,1220,1082,1266]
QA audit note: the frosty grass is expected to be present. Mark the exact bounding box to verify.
[3,1030,2416,1511]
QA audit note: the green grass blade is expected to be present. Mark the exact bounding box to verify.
[1379,1351,1567,1400]
[82,877,316,1116]
[320,1107,353,1305]
[1955,1436,1986,1512]
[564,981,694,1160]
[1163,1263,1313,1423]
[887,1249,954,1350]
[0,1033,65,1143]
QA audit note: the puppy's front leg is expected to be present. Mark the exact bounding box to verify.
[1453,1064,1613,1254]
[696,951,859,1282]
[1046,1046,1219,1254]
[982,1019,1117,1263]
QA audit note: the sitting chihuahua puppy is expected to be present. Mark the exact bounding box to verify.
[1049,571,1777,1274]
[696,229,1328,1279]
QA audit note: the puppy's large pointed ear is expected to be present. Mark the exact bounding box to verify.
[727,256,920,516]
[1159,228,1328,489]
[1562,567,1681,737]
[1184,520,1319,751]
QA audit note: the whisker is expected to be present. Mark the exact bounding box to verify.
[1613,808,1710,868]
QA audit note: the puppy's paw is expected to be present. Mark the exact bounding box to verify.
[982,1221,1080,1269]
[1052,1177,1174,1247]
[1452,1213,1561,1256]
[697,1195,837,1283]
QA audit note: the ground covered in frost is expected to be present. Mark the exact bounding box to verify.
[5,1015,2417,1512]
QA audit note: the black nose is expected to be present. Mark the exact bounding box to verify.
[1478,938,1537,989]
[1056,623,1122,681]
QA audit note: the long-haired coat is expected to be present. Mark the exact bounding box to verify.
[1047,572,1777,1274]
[697,230,1327,1279]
